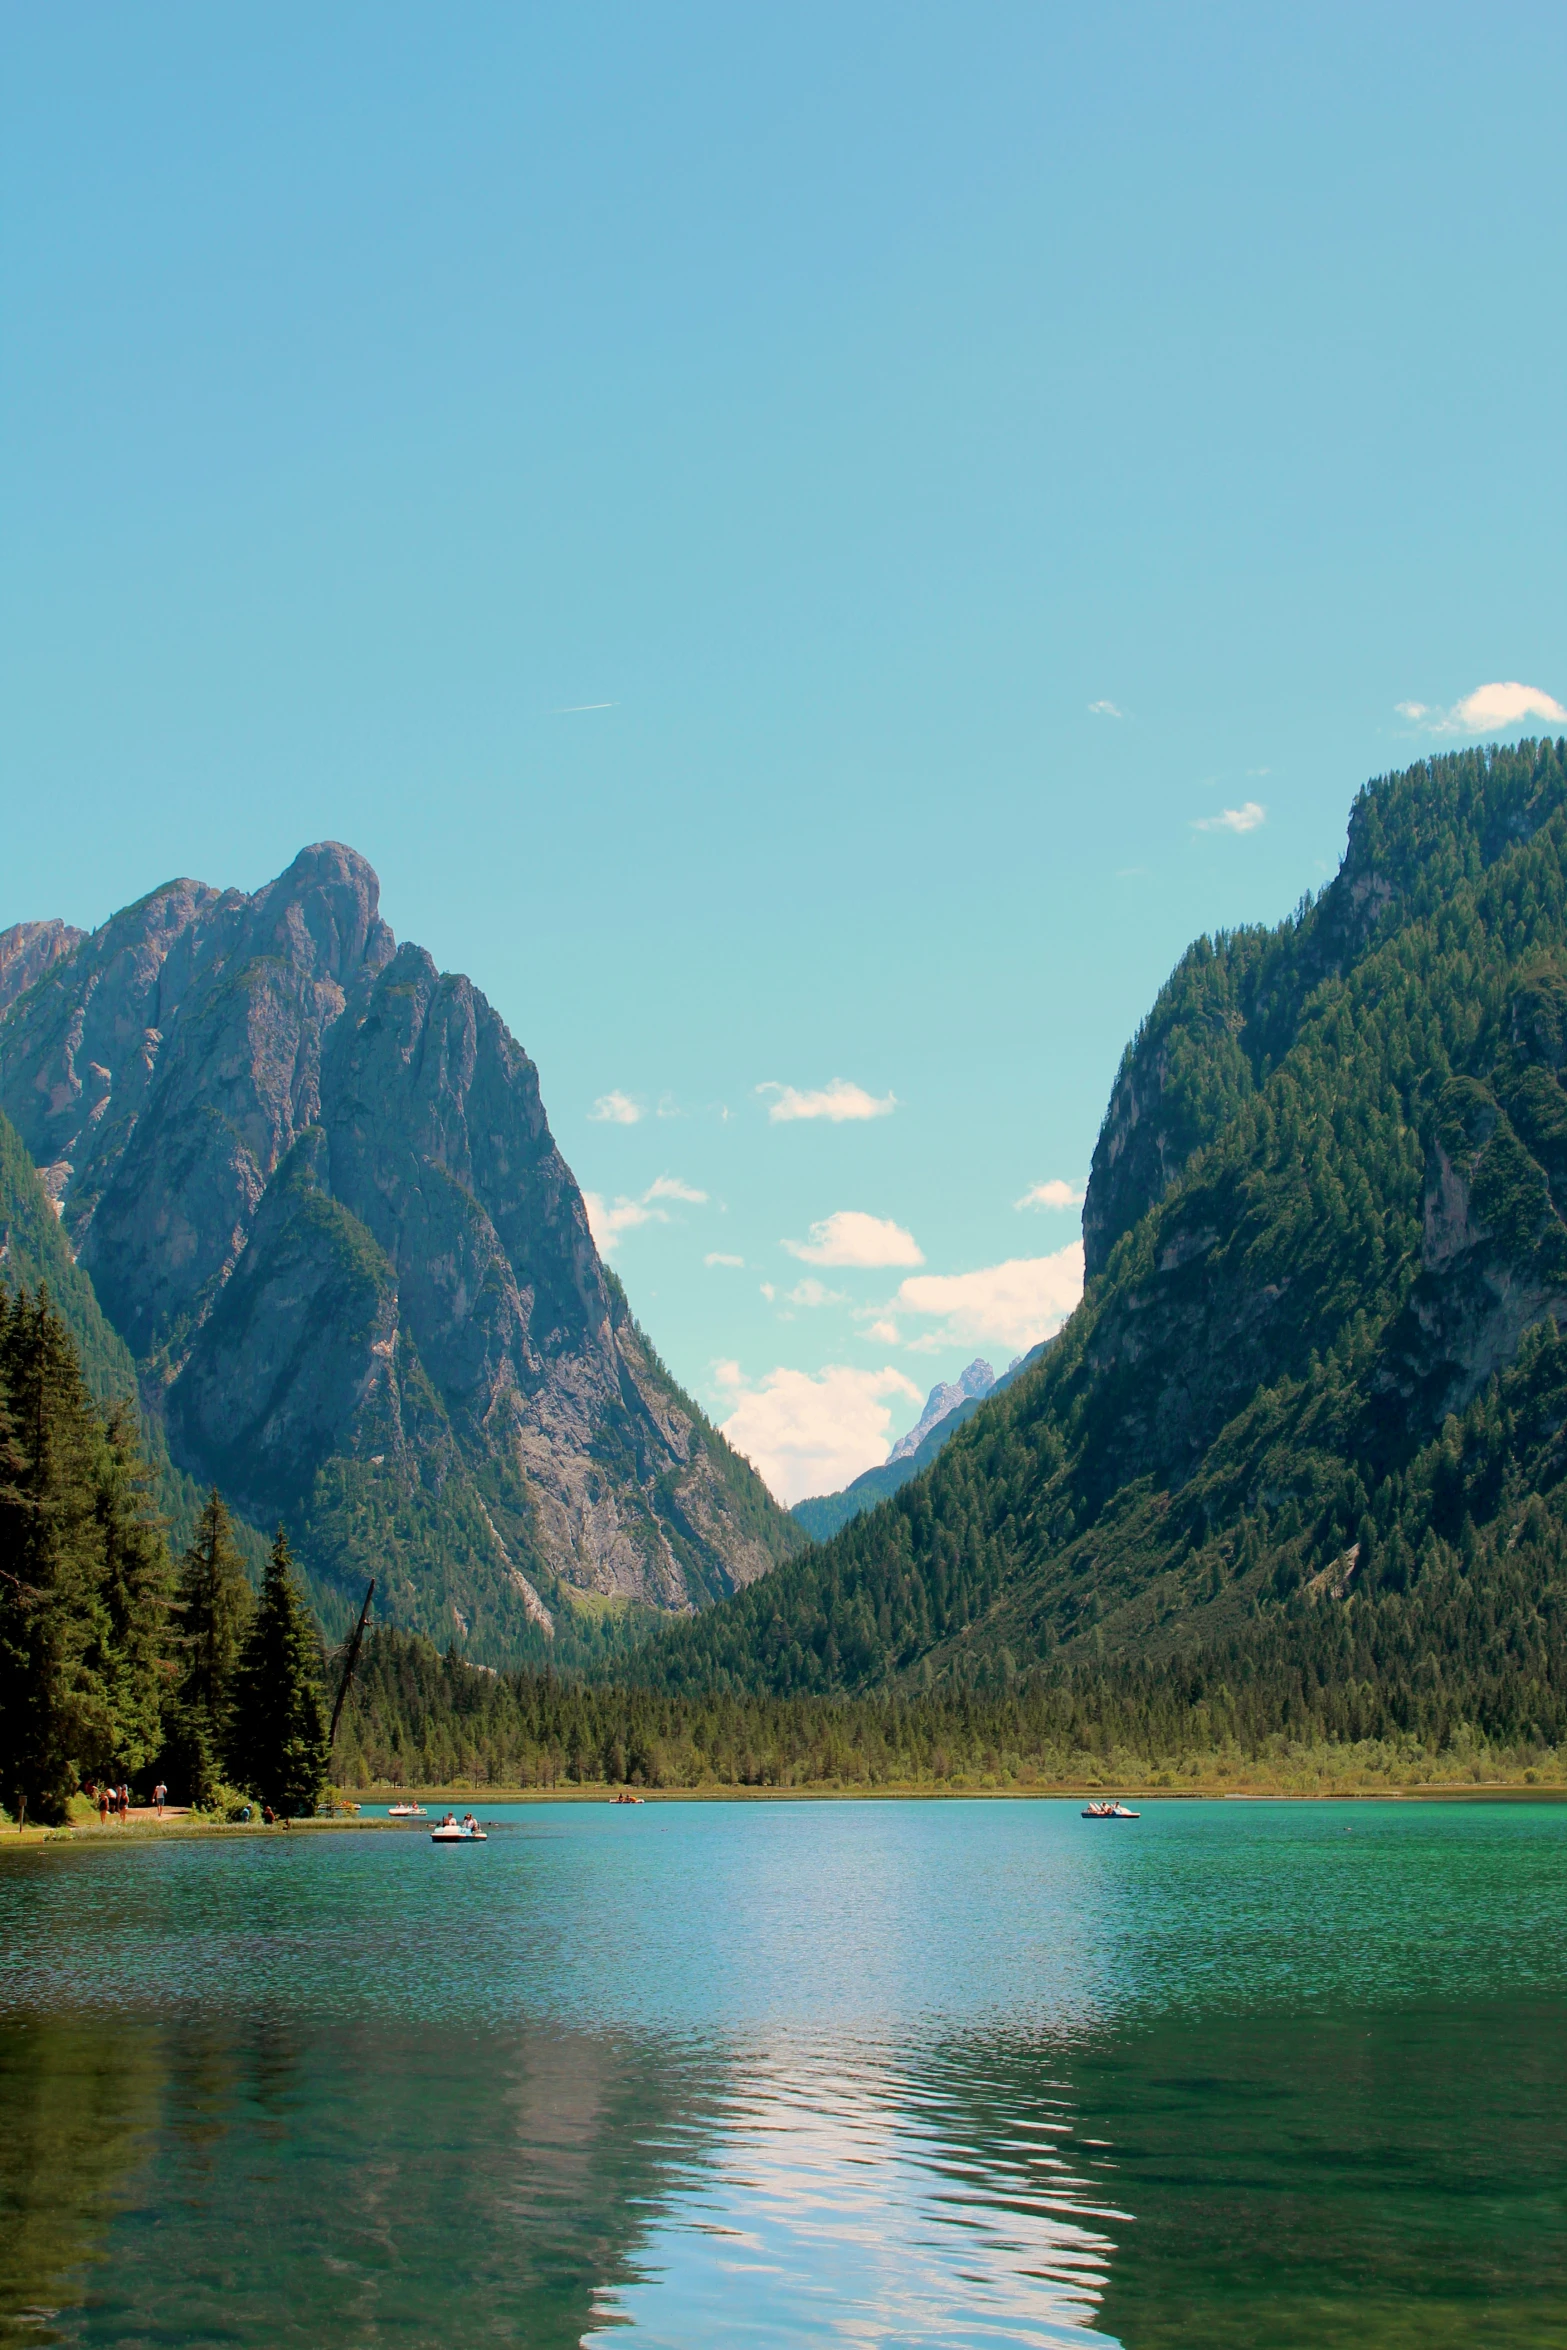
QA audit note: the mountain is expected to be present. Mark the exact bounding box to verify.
[0,845,801,1655]
[888,1360,996,1461]
[793,1358,1015,1543]
[629,738,1567,1718]
[0,920,86,1017]
[0,1108,266,1573]
[792,1396,989,1544]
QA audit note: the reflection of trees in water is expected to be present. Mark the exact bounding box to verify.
[1066,2005,1567,2350]
[8,2001,1562,2348]
[0,2016,705,2350]
[0,2017,164,2347]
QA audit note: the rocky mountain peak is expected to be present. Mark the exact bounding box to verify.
[0,845,798,1649]
[0,919,87,1018]
[887,1358,996,1462]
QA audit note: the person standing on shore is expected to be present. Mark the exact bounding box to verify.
[153,1782,167,1816]
[118,1784,129,1823]
[98,1786,110,1826]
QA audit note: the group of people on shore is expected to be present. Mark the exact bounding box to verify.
[85,1780,169,1825]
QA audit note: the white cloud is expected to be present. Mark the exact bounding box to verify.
[718,1363,923,1505]
[1193,802,1266,835]
[786,1278,849,1308]
[583,1192,656,1249]
[757,1079,897,1124]
[645,1174,708,1205]
[862,1317,901,1344]
[1015,1177,1084,1212]
[584,1173,707,1252]
[588,1090,643,1125]
[894,1243,1084,1354]
[760,1282,777,1303]
[705,1252,744,1268]
[784,1210,925,1268]
[1088,699,1125,718]
[1399,680,1566,736]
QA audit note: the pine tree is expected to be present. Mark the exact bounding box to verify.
[0,1290,114,1822]
[231,1529,329,1816]
[170,1488,252,1804]
[92,1404,174,1782]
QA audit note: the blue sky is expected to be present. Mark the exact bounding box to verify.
[5,4,1565,1499]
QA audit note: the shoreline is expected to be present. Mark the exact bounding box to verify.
[349,1779,1567,1805]
[6,1778,1565,1851]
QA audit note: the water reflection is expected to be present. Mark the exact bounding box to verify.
[3,1804,1566,2345]
[591,2041,1117,2348]
[0,2018,162,2346]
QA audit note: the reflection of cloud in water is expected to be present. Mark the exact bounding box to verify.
[589,2036,1120,2349]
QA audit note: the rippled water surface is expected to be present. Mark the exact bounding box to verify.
[2,1798,1565,2347]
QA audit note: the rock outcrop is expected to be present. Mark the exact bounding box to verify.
[0,920,86,1018]
[0,846,800,1652]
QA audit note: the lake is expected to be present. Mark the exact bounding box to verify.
[2,1797,1565,2348]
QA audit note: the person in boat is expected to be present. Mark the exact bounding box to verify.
[462,1813,478,1835]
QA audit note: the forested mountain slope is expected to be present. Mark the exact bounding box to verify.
[633,740,1567,1738]
[0,847,800,1656]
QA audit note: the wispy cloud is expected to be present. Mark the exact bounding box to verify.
[552,701,619,714]
[784,1211,924,1269]
[1088,699,1125,718]
[645,1174,707,1205]
[705,1252,744,1268]
[1193,802,1266,835]
[715,1361,923,1505]
[1397,681,1567,736]
[892,1244,1084,1354]
[757,1079,897,1124]
[584,1174,707,1252]
[1015,1178,1084,1211]
[861,1317,901,1344]
[786,1278,849,1308]
[583,1193,656,1248]
[588,1090,643,1125]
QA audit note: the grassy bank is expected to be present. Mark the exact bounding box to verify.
[355,1739,1567,1803]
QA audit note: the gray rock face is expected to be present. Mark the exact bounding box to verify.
[0,921,86,1018]
[0,846,797,1646]
[887,1359,996,1462]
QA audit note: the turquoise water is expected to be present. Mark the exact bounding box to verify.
[2,1798,1565,2347]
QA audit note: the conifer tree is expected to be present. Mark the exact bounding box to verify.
[91,1403,173,1782]
[0,1290,114,1822]
[231,1529,329,1816]
[171,1488,252,1804]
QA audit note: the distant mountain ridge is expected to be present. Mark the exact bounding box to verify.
[792,1349,1045,1543]
[887,1360,995,1461]
[0,846,801,1655]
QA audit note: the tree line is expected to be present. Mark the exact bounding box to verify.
[0,1289,330,1824]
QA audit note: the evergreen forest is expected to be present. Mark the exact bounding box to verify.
[0,1291,328,1823]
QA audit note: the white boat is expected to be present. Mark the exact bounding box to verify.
[431,1816,487,1842]
[388,1802,426,1818]
[1081,1799,1140,1819]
